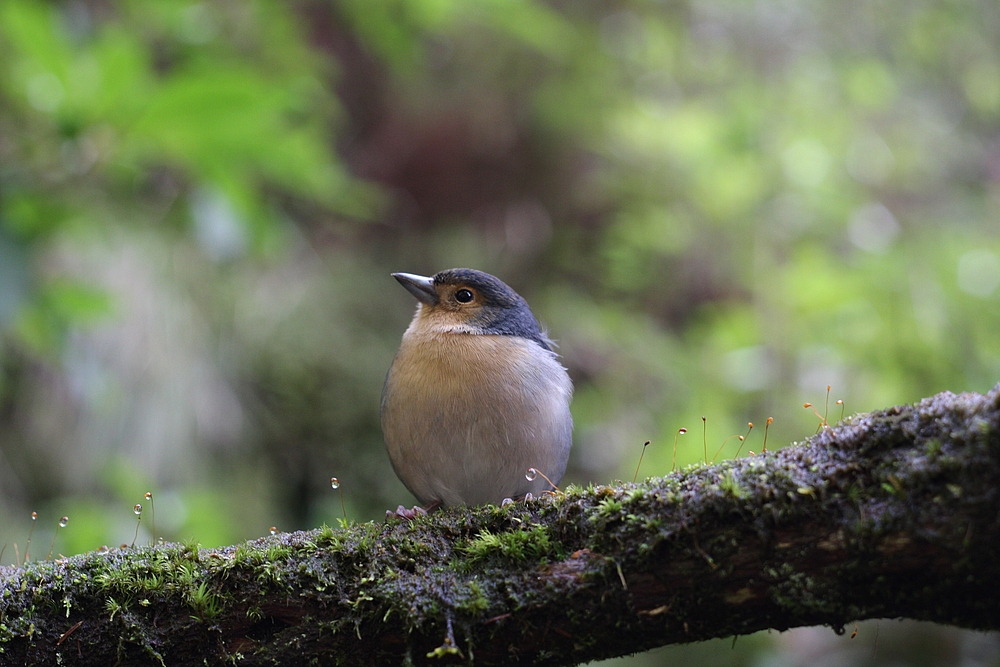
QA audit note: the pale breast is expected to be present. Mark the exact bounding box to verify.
[381,332,573,506]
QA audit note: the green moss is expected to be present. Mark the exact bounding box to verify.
[719,471,748,499]
[316,523,339,548]
[180,539,201,561]
[265,543,293,561]
[925,438,942,459]
[460,524,559,566]
[186,581,222,620]
[255,560,284,585]
[594,498,623,518]
[459,579,489,616]
[105,597,121,620]
[397,537,432,559]
[232,543,258,566]
[623,488,646,504]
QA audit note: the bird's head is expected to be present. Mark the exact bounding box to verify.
[392,268,550,349]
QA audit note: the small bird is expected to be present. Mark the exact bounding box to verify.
[381,268,573,511]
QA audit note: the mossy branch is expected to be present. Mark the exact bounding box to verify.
[1,386,999,666]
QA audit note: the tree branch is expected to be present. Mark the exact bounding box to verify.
[2,386,999,666]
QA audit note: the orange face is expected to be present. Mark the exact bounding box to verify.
[411,281,490,335]
[393,268,547,348]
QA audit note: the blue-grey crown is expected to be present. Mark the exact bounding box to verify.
[433,269,552,351]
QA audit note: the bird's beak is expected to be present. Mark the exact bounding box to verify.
[392,272,438,306]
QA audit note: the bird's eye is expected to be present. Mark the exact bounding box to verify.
[455,289,474,303]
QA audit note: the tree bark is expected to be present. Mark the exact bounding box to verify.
[1,386,998,666]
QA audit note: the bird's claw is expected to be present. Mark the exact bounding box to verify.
[386,500,443,521]
[386,505,428,521]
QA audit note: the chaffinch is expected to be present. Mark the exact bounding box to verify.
[382,268,573,512]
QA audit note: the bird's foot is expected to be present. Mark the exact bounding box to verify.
[385,501,441,521]
[386,505,425,521]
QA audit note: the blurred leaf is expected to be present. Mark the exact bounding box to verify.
[45,280,114,323]
[176,488,239,549]
[843,59,898,110]
[12,280,113,354]
[51,500,117,557]
[0,1,72,89]
[1,193,69,239]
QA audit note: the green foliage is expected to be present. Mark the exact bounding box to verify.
[0,0,379,353]
[0,18,998,667]
[15,280,113,354]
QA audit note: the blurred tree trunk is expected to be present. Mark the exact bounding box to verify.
[1,386,998,667]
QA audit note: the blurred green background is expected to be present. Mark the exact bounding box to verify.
[0,0,998,664]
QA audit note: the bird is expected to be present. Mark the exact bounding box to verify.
[381,268,573,512]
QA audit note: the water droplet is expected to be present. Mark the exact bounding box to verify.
[269,526,278,536]
[31,511,38,521]
[330,477,340,489]
[144,492,152,500]
[525,468,538,482]
[58,516,68,528]
[133,504,142,515]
